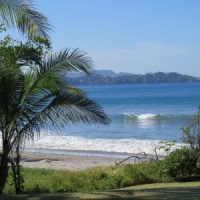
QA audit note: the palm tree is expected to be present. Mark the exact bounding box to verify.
[0,0,51,39]
[0,0,51,190]
[0,45,110,193]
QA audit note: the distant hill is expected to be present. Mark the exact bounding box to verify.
[67,70,132,78]
[68,70,117,78]
[65,70,200,85]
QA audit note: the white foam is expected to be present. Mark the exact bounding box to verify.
[137,113,157,120]
[25,135,180,155]
[123,113,157,120]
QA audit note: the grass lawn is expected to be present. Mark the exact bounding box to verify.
[1,181,200,199]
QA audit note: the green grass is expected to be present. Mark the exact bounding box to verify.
[1,181,200,199]
[2,161,200,199]
[4,161,168,193]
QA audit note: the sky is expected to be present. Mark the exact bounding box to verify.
[33,0,200,76]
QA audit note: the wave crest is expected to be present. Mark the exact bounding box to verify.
[123,113,156,120]
[122,113,192,121]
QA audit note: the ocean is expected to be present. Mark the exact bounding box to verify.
[27,82,200,156]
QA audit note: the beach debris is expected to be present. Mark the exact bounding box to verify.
[115,152,148,166]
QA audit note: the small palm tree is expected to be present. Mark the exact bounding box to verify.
[0,45,110,193]
[0,0,51,39]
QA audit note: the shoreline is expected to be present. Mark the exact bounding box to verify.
[25,147,150,158]
[20,151,150,170]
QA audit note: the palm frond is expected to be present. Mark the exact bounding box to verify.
[43,48,93,75]
[14,89,110,142]
[20,48,93,101]
[0,0,51,39]
[0,47,110,150]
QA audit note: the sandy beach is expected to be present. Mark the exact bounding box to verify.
[20,151,146,170]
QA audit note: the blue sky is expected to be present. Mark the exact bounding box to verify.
[33,0,200,76]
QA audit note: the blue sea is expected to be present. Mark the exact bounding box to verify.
[29,83,200,155]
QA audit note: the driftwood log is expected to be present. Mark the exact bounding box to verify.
[115,152,148,166]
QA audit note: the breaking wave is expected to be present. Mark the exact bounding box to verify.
[122,113,193,121]
[25,135,182,155]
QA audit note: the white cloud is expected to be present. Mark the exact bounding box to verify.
[89,43,200,76]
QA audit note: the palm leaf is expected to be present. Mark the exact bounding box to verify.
[0,47,110,153]
[19,48,93,104]
[43,48,93,75]
[0,0,51,39]
[10,89,110,145]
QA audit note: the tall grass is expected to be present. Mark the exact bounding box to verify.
[4,160,169,194]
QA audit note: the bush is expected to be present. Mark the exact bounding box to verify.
[182,106,200,149]
[121,161,166,187]
[161,147,200,181]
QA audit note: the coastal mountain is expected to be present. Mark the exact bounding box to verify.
[65,70,200,85]
[68,70,133,78]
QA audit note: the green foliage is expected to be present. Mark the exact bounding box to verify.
[3,161,168,194]
[0,0,51,39]
[0,32,109,193]
[122,161,167,187]
[4,155,200,194]
[0,34,50,67]
[161,148,200,181]
[182,107,200,149]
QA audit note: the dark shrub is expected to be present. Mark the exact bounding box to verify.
[121,161,166,187]
[182,107,200,149]
[161,147,200,181]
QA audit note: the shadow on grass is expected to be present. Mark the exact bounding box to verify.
[0,186,200,199]
[0,193,80,200]
[110,186,200,200]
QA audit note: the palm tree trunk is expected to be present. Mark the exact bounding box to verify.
[0,142,9,194]
[10,140,24,194]
[16,145,20,193]
[15,144,22,194]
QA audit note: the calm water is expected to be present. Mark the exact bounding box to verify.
[63,82,200,142]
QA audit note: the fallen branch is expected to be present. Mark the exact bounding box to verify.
[115,152,148,166]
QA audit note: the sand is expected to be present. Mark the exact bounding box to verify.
[20,152,147,170]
